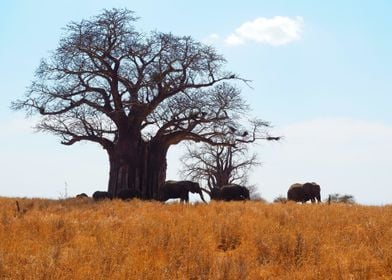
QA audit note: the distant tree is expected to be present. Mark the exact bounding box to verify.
[181,142,258,190]
[327,194,356,204]
[248,185,267,202]
[273,196,287,203]
[12,9,274,199]
[180,124,275,198]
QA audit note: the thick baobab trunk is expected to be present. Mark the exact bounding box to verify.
[144,141,168,199]
[107,148,143,196]
[106,136,168,200]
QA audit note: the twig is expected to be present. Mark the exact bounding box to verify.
[15,200,21,213]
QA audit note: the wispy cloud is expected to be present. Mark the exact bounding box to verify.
[225,16,304,46]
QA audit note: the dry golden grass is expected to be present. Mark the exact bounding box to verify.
[1,197,392,279]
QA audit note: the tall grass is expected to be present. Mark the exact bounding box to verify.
[1,197,392,279]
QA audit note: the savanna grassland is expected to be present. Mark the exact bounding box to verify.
[1,197,392,279]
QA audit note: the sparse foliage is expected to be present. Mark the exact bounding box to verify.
[327,193,356,204]
[180,118,275,201]
[179,118,272,193]
[273,195,288,203]
[247,185,267,202]
[181,140,260,190]
[250,194,267,202]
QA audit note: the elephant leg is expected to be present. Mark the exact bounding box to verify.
[180,192,189,203]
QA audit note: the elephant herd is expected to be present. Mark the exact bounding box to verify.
[78,181,321,204]
[159,181,250,202]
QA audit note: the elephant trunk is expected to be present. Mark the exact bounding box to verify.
[199,190,207,203]
[199,187,211,203]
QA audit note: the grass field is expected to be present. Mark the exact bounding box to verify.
[0,197,392,279]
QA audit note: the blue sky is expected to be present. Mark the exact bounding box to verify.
[1,1,391,204]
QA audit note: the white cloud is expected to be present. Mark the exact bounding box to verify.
[225,16,304,46]
[224,34,244,46]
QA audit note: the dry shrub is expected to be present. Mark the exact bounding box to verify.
[0,197,392,279]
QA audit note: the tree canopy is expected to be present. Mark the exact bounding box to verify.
[13,9,244,147]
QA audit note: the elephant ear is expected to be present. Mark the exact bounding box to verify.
[210,188,220,199]
[189,182,200,193]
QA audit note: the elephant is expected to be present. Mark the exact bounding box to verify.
[210,184,250,201]
[116,188,142,201]
[76,193,88,198]
[159,180,206,203]
[92,191,113,201]
[287,182,321,203]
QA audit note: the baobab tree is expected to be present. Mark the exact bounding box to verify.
[12,9,274,199]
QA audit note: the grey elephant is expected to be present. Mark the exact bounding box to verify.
[92,191,113,201]
[287,182,321,203]
[210,184,250,201]
[116,188,142,201]
[159,180,206,203]
[76,193,88,198]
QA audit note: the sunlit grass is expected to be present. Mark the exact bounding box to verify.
[1,197,392,279]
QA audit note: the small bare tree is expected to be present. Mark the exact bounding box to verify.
[327,194,356,204]
[180,121,274,196]
[273,196,287,203]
